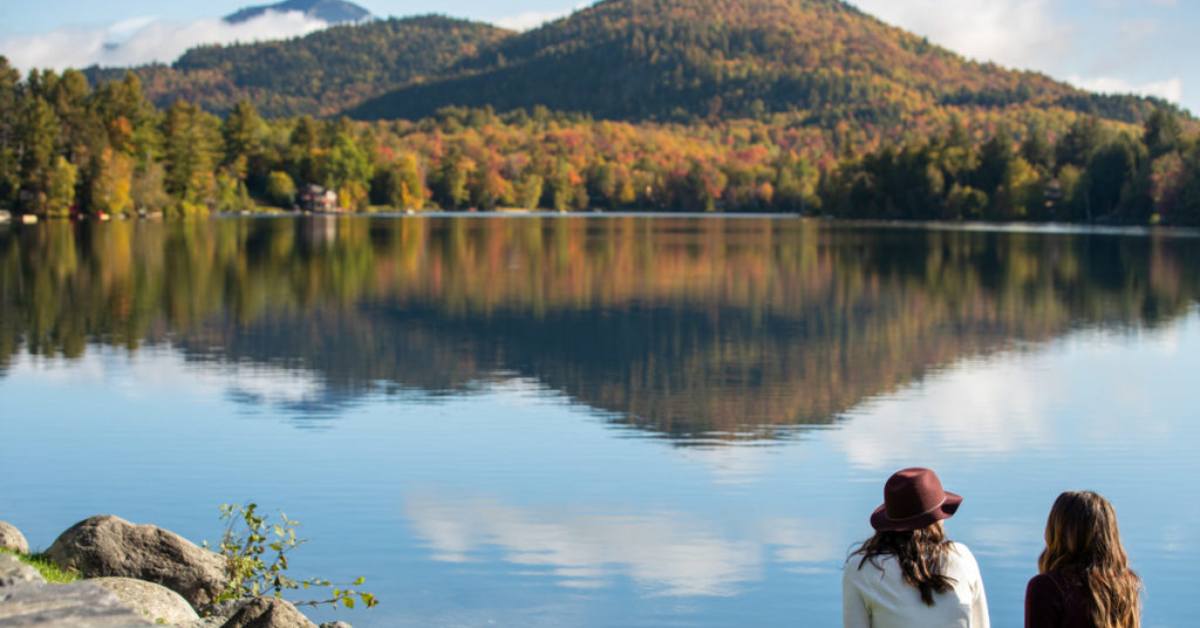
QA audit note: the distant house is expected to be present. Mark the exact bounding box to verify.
[299,185,339,213]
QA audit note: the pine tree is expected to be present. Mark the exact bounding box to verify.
[0,57,21,209]
[223,100,266,182]
[18,98,62,215]
[163,100,222,214]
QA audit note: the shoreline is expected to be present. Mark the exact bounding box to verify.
[6,210,1200,239]
[0,517,353,628]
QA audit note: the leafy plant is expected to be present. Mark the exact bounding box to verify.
[213,503,378,610]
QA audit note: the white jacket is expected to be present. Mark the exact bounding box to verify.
[843,542,990,628]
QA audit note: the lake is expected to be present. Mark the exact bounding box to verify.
[2,215,1198,627]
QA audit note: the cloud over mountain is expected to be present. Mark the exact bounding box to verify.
[0,11,329,72]
[1069,75,1183,105]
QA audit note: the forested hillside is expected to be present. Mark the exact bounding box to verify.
[5,0,1198,225]
[83,0,1174,127]
[3,55,1198,225]
[351,0,1167,125]
[84,17,510,117]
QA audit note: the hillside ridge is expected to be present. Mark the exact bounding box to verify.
[76,0,1174,127]
[350,0,1161,124]
[84,15,510,117]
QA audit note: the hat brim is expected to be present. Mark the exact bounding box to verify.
[870,492,962,532]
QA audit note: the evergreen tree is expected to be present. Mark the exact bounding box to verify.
[18,97,62,215]
[163,100,222,214]
[0,57,21,209]
[1143,108,1183,159]
[1085,137,1141,221]
[223,100,266,182]
[1021,124,1055,172]
[288,116,324,186]
[1056,116,1104,169]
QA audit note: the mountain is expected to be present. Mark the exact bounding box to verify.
[82,0,1170,126]
[225,0,372,24]
[349,0,1161,124]
[85,16,511,117]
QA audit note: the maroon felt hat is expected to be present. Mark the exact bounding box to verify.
[870,468,963,532]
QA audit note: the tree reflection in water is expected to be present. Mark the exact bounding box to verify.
[2,216,1197,442]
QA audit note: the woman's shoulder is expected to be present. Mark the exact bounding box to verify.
[1027,570,1079,596]
[1026,572,1057,591]
[1025,572,1069,610]
[843,551,891,581]
[944,541,980,565]
[938,541,984,584]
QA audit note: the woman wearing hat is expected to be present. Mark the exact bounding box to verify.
[843,468,990,628]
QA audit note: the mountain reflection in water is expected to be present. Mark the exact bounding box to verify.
[2,216,1197,442]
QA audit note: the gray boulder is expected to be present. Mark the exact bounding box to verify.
[219,596,318,628]
[0,521,30,554]
[0,580,151,626]
[319,622,352,628]
[90,577,200,625]
[182,600,250,627]
[0,553,45,587]
[46,515,228,608]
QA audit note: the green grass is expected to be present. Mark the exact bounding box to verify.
[0,548,79,584]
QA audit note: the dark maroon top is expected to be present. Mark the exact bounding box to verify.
[1025,572,1094,628]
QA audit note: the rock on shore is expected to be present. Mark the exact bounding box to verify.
[1,515,351,627]
[218,596,319,628]
[0,554,45,588]
[0,521,30,555]
[90,577,200,625]
[46,515,228,608]
[0,579,152,626]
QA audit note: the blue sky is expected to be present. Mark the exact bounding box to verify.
[1,0,1197,114]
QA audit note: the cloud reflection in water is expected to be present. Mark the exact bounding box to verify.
[404,493,840,597]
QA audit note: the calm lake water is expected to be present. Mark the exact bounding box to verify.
[2,216,1199,627]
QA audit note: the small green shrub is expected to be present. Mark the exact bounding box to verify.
[212,503,378,610]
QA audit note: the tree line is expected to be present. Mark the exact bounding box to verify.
[2,59,1198,224]
[824,112,1200,225]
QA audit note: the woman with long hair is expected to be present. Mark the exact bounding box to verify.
[1026,491,1142,628]
[844,468,989,628]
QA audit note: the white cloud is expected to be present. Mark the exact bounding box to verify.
[493,10,571,32]
[851,0,1068,69]
[404,493,841,597]
[849,2,1191,110]
[1068,75,1183,104]
[0,11,329,72]
[492,3,591,32]
[12,345,328,409]
[829,354,1055,471]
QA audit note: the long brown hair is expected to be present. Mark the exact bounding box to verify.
[1039,491,1142,628]
[853,521,955,605]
